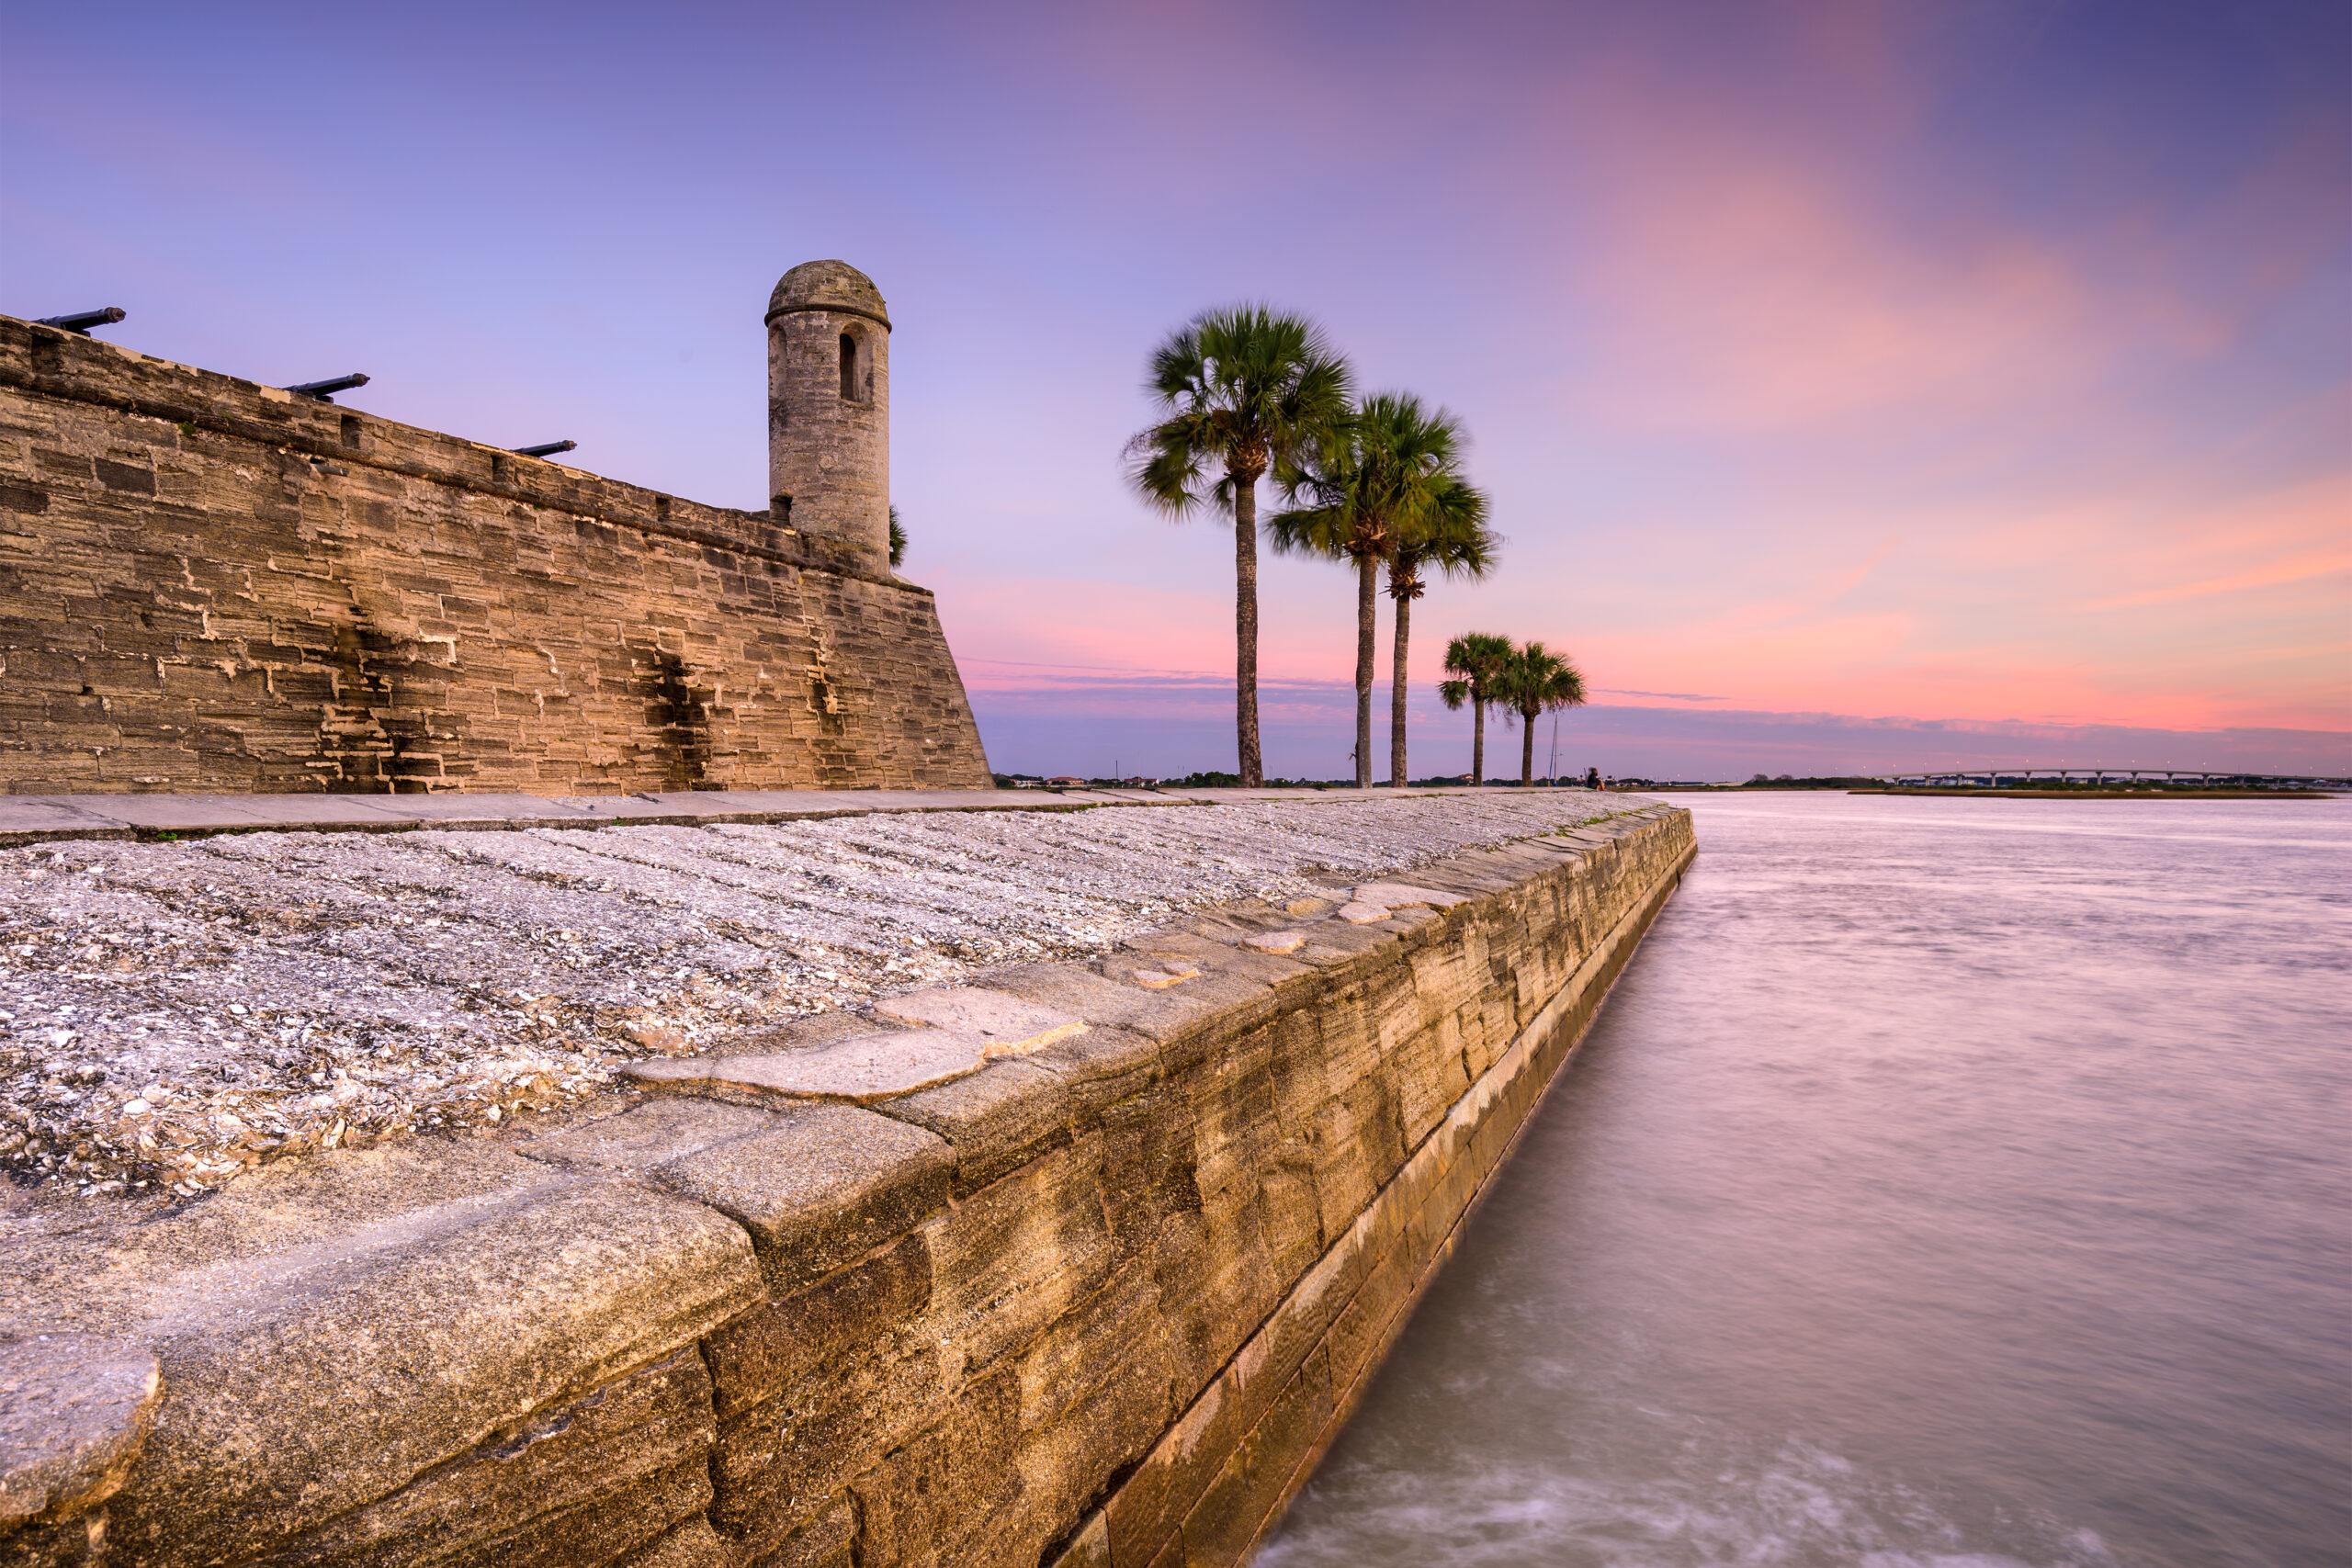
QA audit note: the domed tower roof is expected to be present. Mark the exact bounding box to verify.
[766,261,890,328]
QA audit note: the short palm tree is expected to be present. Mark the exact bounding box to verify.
[1272,393,1478,789]
[1437,631,1512,785]
[1387,479,1494,787]
[1125,308,1351,787]
[1497,641,1588,786]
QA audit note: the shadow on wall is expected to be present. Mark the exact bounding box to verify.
[637,647,713,791]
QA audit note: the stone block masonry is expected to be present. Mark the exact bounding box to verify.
[0,800,1694,1566]
[0,309,991,795]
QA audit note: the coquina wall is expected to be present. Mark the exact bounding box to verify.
[0,314,990,795]
[0,806,1693,1567]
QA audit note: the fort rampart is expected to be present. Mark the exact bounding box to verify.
[0,300,989,795]
[0,803,1693,1567]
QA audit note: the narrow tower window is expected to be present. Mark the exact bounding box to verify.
[839,331,867,402]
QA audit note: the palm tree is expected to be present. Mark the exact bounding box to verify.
[888,505,907,570]
[1388,479,1494,787]
[1125,308,1351,787]
[1272,393,1477,789]
[1497,641,1588,786]
[1438,631,1512,784]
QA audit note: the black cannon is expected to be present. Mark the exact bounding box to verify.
[512,440,576,458]
[34,307,126,334]
[285,374,370,402]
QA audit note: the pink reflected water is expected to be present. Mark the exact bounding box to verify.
[1264,792,2352,1568]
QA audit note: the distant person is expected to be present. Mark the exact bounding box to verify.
[1587,766,1602,791]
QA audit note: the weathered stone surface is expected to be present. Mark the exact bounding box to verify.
[0,1513,103,1567]
[1336,899,1391,924]
[624,1030,991,1103]
[515,1097,777,1176]
[1241,930,1306,954]
[990,963,1223,1045]
[1132,966,1198,990]
[744,1497,855,1568]
[1350,881,1467,909]
[528,1098,953,1294]
[616,1517,735,1568]
[703,1233,933,1421]
[243,1348,714,1567]
[0,1335,157,1534]
[0,1145,761,1568]
[876,1060,1077,1194]
[922,1134,1121,1377]
[1181,1346,1334,1564]
[1042,1511,1112,1568]
[845,1368,1026,1568]
[869,987,1086,1056]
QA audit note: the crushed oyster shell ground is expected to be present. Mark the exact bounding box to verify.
[2,793,1643,1198]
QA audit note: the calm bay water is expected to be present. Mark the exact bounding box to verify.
[1263,793,2352,1568]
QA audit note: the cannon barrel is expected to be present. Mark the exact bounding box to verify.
[34,307,127,334]
[284,374,370,402]
[512,440,576,458]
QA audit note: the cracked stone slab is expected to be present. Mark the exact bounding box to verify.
[1131,967,1200,991]
[870,987,1087,1057]
[1240,931,1306,955]
[622,1032,986,1104]
[623,1029,993,1104]
[0,1333,159,1532]
[1336,901,1393,924]
[1351,882,1468,910]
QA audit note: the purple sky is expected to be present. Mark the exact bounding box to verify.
[4,1,2346,779]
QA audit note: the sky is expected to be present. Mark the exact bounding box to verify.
[4,0,2346,780]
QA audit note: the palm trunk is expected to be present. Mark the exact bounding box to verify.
[1471,698,1486,785]
[1233,476,1262,788]
[1389,580,1410,788]
[1520,710,1536,786]
[1353,552,1376,789]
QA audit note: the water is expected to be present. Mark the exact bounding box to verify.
[1262,793,2352,1568]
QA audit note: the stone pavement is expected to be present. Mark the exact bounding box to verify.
[3,788,1647,1197]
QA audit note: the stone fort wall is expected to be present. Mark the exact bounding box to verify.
[0,806,1695,1568]
[0,313,991,795]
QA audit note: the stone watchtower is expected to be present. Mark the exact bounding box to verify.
[767,261,890,571]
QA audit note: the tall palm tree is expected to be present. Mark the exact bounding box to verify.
[1271,393,1476,789]
[1497,641,1588,786]
[1437,630,1512,784]
[1388,480,1494,787]
[1125,308,1351,787]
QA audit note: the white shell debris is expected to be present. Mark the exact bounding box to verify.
[2,793,1634,1196]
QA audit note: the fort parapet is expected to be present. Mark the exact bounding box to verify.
[0,265,990,795]
[0,795,1695,1567]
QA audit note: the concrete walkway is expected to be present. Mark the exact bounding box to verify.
[0,784,1571,845]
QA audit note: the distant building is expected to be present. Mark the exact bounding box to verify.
[1046,775,1088,788]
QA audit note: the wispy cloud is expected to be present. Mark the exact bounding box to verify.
[1598,688,1724,704]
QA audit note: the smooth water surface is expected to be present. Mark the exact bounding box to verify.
[1263,793,2351,1568]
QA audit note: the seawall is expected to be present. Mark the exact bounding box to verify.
[0,802,1694,1566]
[0,315,990,795]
